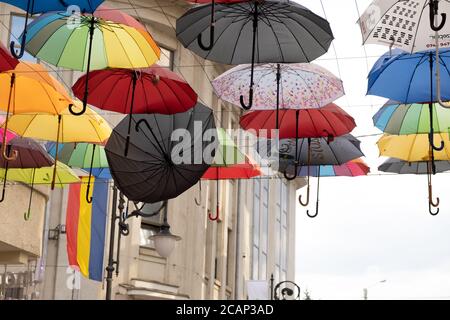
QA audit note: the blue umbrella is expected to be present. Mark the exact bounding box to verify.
[368,48,450,104]
[3,0,104,58]
[368,48,450,173]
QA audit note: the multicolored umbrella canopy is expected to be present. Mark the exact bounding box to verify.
[379,158,450,175]
[377,133,450,162]
[358,0,450,53]
[373,101,450,135]
[213,63,344,110]
[240,104,356,139]
[3,0,104,58]
[22,5,161,115]
[177,0,333,109]
[105,103,218,203]
[47,142,108,169]
[0,61,73,161]
[368,49,450,104]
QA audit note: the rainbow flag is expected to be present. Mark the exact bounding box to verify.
[66,177,109,282]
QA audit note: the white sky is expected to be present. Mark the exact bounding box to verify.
[294,0,450,300]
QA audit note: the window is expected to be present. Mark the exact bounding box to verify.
[251,179,269,280]
[139,202,165,247]
[157,47,174,70]
[10,14,36,62]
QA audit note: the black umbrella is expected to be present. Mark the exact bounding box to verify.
[176,0,334,109]
[105,103,218,203]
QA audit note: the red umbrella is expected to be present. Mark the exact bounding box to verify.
[186,0,250,50]
[0,44,18,72]
[73,66,198,155]
[239,103,356,139]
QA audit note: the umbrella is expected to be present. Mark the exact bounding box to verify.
[377,133,450,215]
[358,0,450,106]
[0,61,73,161]
[105,103,218,203]
[212,63,344,127]
[197,128,260,221]
[72,66,198,155]
[3,102,111,191]
[277,134,364,206]
[176,0,334,109]
[22,4,161,115]
[368,49,450,172]
[0,137,54,212]
[3,0,104,58]
[295,159,370,218]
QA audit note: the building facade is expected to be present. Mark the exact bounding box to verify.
[0,0,304,300]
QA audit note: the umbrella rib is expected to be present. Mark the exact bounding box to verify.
[221,14,251,65]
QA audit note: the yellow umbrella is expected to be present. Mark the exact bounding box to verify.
[377,133,450,215]
[0,162,81,221]
[377,133,450,162]
[0,62,73,160]
[3,102,111,191]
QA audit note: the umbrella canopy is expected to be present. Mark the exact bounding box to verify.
[0,61,73,161]
[23,8,160,72]
[202,163,260,180]
[367,48,450,103]
[212,63,344,110]
[373,101,450,135]
[0,137,54,169]
[46,142,108,168]
[176,1,333,65]
[72,67,198,115]
[4,103,111,144]
[377,133,450,162]
[22,5,161,115]
[379,158,450,175]
[240,104,356,139]
[358,0,450,53]
[0,162,81,188]
[0,116,16,145]
[296,159,370,178]
[105,103,218,203]
[278,134,364,169]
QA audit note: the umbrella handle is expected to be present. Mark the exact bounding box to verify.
[306,200,319,219]
[429,203,439,216]
[9,0,32,59]
[68,103,85,116]
[197,0,215,51]
[431,139,444,151]
[208,206,220,221]
[2,147,17,162]
[283,163,297,181]
[299,179,310,207]
[240,88,254,110]
[429,0,446,32]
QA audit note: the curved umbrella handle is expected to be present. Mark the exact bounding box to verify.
[208,206,220,221]
[299,183,310,207]
[429,202,440,216]
[24,210,31,221]
[240,88,254,110]
[429,0,446,32]
[9,0,32,59]
[197,0,216,51]
[2,147,17,162]
[430,138,444,151]
[306,200,319,219]
[68,103,86,116]
[283,163,298,181]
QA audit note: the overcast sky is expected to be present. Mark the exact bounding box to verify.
[294,0,450,300]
